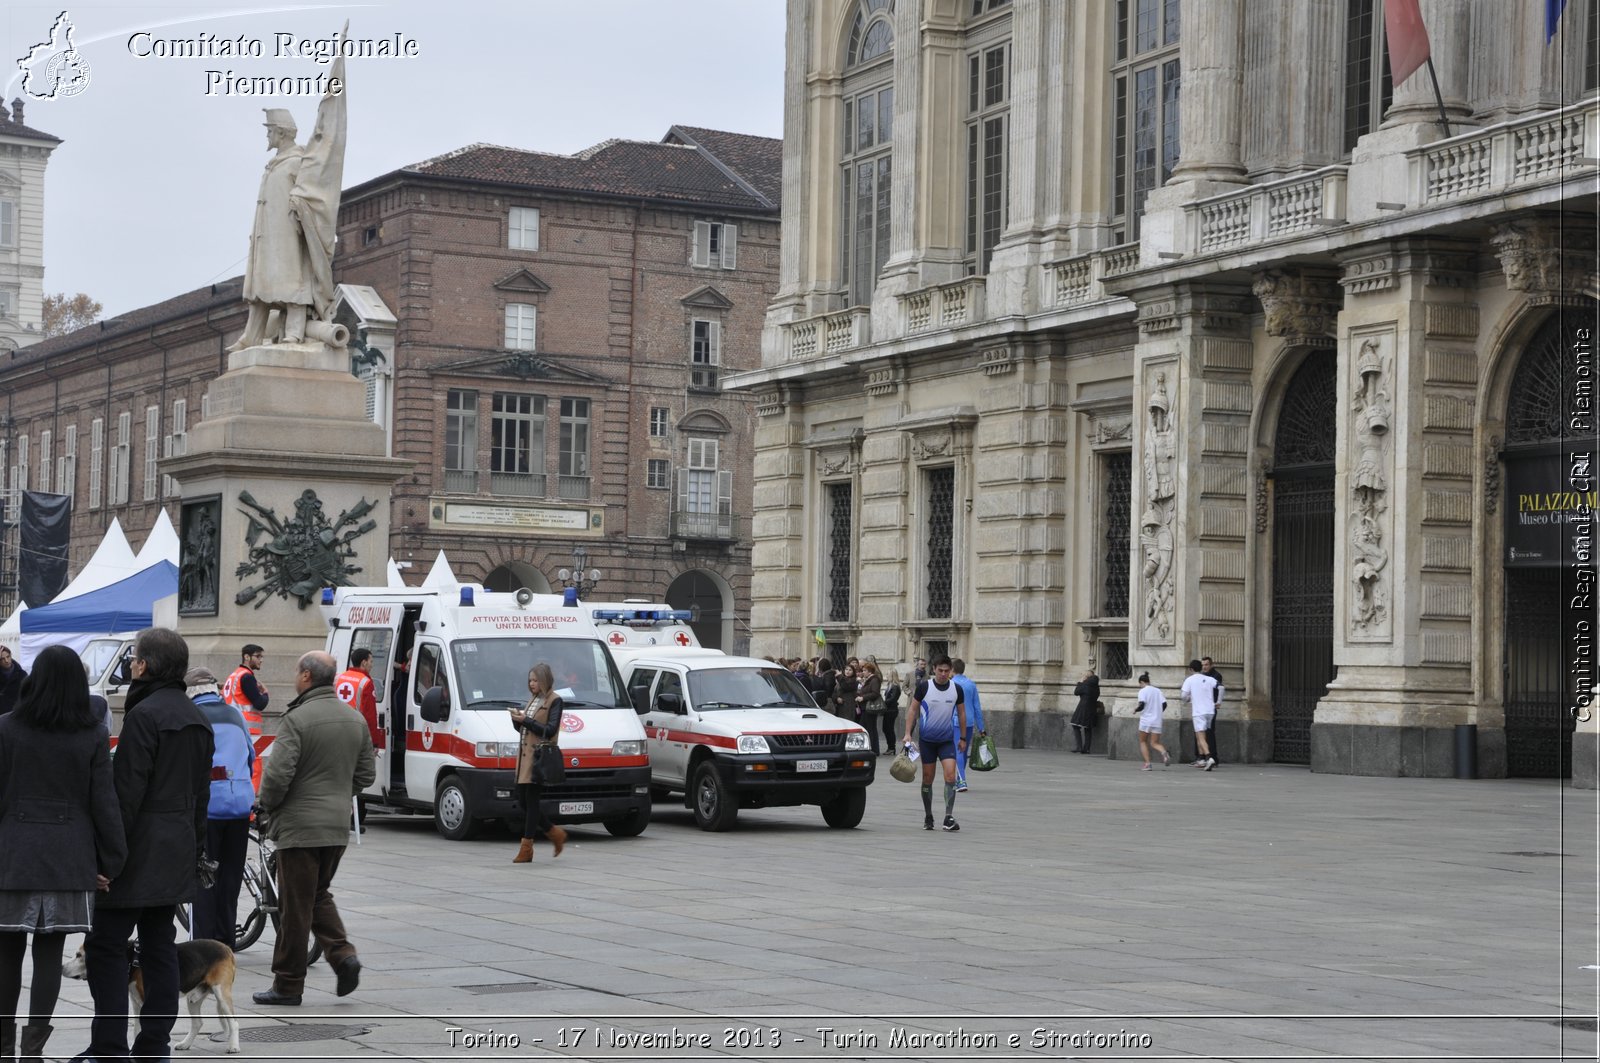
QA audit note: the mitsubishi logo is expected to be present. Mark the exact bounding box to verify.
[804,735,815,745]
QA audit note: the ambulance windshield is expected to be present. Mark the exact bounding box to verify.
[449,638,629,709]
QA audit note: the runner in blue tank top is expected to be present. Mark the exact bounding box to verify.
[901,656,967,831]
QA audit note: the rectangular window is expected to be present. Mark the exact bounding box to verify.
[1102,452,1132,617]
[691,320,721,390]
[649,407,670,438]
[1111,0,1179,240]
[646,458,670,489]
[684,439,719,513]
[925,466,955,619]
[444,389,478,493]
[0,290,13,319]
[163,398,187,497]
[489,392,545,496]
[825,482,853,623]
[691,221,739,269]
[143,405,159,501]
[503,303,536,350]
[0,200,13,248]
[1342,0,1394,151]
[841,83,893,307]
[558,398,590,478]
[113,412,131,506]
[16,435,27,508]
[89,418,103,510]
[508,206,540,250]
[59,424,76,501]
[1588,0,1599,91]
[37,430,50,493]
[965,42,1010,275]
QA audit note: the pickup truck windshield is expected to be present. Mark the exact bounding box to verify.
[449,638,629,709]
[687,667,816,710]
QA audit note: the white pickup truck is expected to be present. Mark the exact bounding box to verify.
[617,652,876,831]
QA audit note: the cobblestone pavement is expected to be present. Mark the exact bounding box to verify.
[41,750,1600,1061]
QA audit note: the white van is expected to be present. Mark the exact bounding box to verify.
[82,637,135,715]
[319,585,658,841]
[618,652,876,831]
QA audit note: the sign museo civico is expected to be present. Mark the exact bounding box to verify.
[1505,447,1597,567]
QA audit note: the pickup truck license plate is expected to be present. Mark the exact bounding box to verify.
[796,759,827,773]
[558,801,593,815]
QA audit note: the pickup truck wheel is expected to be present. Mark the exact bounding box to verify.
[603,803,651,837]
[434,777,481,841]
[821,787,867,829]
[691,761,738,831]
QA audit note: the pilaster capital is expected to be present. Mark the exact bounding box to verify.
[1338,238,1478,296]
[1133,282,1253,337]
[1489,216,1599,307]
[1252,268,1341,347]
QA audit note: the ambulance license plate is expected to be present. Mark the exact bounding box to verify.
[558,801,593,815]
[796,760,827,773]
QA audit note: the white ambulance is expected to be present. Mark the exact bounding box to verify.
[318,584,660,841]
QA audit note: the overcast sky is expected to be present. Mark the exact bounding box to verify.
[2,1,786,320]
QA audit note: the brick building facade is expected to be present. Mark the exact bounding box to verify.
[0,126,780,650]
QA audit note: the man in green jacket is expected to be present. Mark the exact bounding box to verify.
[253,651,376,1006]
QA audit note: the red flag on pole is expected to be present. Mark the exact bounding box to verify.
[1384,0,1432,85]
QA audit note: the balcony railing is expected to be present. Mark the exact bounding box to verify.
[556,474,590,501]
[671,509,736,541]
[1043,243,1143,309]
[1411,96,1599,206]
[442,469,478,494]
[784,307,870,361]
[490,471,546,498]
[901,276,986,334]
[1187,166,1349,254]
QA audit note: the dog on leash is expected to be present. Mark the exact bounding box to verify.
[64,938,240,1053]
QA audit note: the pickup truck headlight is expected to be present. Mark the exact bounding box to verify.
[844,731,870,751]
[475,742,519,758]
[611,740,645,756]
[736,734,771,754]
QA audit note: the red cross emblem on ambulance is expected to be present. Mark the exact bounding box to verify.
[674,631,693,646]
[608,631,626,645]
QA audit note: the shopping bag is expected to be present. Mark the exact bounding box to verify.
[970,731,999,772]
[889,746,918,783]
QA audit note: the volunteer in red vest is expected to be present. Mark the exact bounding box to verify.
[334,648,382,750]
[223,644,270,789]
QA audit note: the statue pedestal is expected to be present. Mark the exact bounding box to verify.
[163,341,411,696]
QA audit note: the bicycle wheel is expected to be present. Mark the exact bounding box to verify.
[234,863,268,952]
[266,908,324,966]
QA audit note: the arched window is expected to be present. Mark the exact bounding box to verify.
[841,0,895,307]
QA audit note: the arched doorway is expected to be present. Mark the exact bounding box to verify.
[667,569,729,650]
[483,560,551,594]
[1500,311,1591,778]
[1269,350,1338,764]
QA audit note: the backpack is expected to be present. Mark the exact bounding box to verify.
[199,693,256,819]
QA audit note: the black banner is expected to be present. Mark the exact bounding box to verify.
[1505,447,1596,567]
[19,491,71,607]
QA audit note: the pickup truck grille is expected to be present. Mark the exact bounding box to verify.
[768,732,846,751]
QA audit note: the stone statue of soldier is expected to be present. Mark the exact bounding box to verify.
[228,52,348,352]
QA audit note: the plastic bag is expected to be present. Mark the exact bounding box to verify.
[970,731,999,772]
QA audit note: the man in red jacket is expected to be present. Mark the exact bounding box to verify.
[334,648,381,750]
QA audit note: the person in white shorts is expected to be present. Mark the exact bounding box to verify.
[1134,672,1169,770]
[1180,659,1219,770]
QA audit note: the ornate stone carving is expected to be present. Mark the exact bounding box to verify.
[1490,219,1599,305]
[1094,417,1133,446]
[1339,252,1397,295]
[755,389,787,417]
[817,449,855,477]
[179,497,222,616]
[1252,270,1339,345]
[1348,336,1393,637]
[1255,471,1268,534]
[980,345,1017,375]
[235,489,377,609]
[1140,371,1178,643]
[1484,433,1502,516]
[911,432,953,460]
[864,363,903,397]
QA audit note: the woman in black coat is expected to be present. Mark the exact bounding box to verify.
[829,665,858,722]
[1070,668,1100,753]
[0,645,127,1061]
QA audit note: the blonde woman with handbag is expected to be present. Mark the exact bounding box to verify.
[510,663,568,863]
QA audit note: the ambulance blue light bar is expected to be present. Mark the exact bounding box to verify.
[593,609,693,624]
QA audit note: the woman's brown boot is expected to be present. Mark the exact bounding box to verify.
[512,837,534,863]
[548,825,567,857]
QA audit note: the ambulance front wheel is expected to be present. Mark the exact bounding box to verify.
[434,776,482,841]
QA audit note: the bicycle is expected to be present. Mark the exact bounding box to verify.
[232,827,323,965]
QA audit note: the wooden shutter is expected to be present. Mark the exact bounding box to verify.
[717,468,733,516]
[692,221,711,267]
[89,419,102,510]
[38,430,50,492]
[721,224,738,269]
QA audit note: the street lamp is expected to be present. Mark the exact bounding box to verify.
[556,544,602,605]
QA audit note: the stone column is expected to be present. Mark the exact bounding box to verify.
[747,386,809,659]
[165,342,411,695]
[1117,283,1256,761]
[1168,0,1247,184]
[1382,0,1472,129]
[1312,238,1479,777]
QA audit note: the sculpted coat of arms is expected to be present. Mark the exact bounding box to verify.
[235,489,378,608]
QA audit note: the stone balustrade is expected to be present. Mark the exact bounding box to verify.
[1189,166,1349,254]
[783,307,870,361]
[901,276,987,335]
[1412,96,1599,206]
[1043,244,1143,309]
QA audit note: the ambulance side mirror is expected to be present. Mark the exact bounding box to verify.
[656,692,683,715]
[630,687,649,714]
[419,686,449,723]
